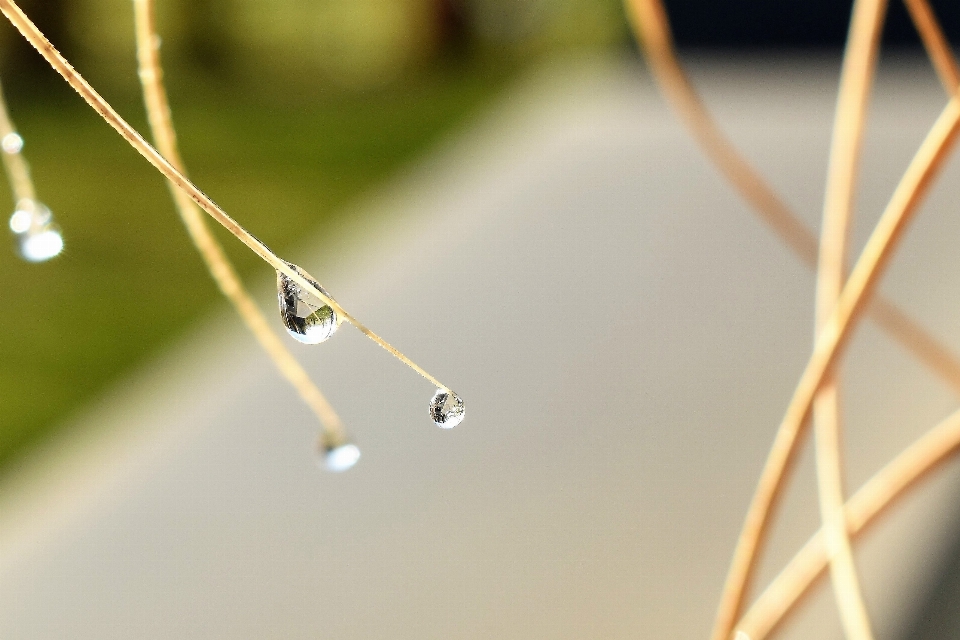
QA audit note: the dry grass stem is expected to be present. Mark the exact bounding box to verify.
[812,1,887,637]
[625,0,960,637]
[738,405,960,639]
[903,0,960,92]
[0,77,35,203]
[623,0,960,397]
[0,0,453,394]
[132,0,346,445]
[718,93,960,640]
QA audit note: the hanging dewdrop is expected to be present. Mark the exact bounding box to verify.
[0,77,62,263]
[277,263,342,344]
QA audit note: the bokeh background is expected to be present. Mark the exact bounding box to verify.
[6,0,960,481]
[4,1,960,638]
[0,0,626,470]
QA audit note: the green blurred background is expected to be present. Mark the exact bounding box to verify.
[0,0,627,474]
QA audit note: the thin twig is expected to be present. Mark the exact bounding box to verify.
[739,7,960,635]
[623,0,960,636]
[132,0,346,445]
[738,404,960,639]
[715,93,960,640]
[0,0,453,395]
[903,0,960,93]
[0,76,35,203]
[812,1,886,637]
[622,0,960,397]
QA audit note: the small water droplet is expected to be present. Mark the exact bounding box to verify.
[1,132,23,154]
[321,442,361,472]
[10,199,62,262]
[277,264,340,344]
[430,389,464,428]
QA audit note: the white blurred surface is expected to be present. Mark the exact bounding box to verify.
[3,54,960,639]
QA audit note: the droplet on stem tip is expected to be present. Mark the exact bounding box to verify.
[430,389,464,428]
[321,441,361,472]
[1,132,23,154]
[276,263,340,344]
[9,199,62,262]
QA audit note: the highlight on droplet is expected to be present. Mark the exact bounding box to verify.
[321,442,361,472]
[1,132,23,154]
[277,263,341,344]
[429,389,465,428]
[9,199,62,262]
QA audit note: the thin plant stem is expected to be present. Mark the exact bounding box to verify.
[622,0,960,397]
[740,4,960,613]
[713,94,960,640]
[903,0,960,93]
[132,0,346,445]
[0,0,453,395]
[737,404,960,639]
[0,76,35,203]
[812,1,886,637]
[624,0,960,635]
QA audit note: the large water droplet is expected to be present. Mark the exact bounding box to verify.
[430,389,464,428]
[277,264,340,344]
[10,199,62,262]
[321,442,361,472]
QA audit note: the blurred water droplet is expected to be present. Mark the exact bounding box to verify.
[10,199,62,262]
[430,389,464,428]
[321,442,360,472]
[277,264,340,344]
[1,132,23,154]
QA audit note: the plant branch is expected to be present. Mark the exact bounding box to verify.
[0,0,452,394]
[0,75,35,203]
[812,1,886,637]
[133,0,346,445]
[903,0,960,93]
[623,0,960,399]
[716,93,960,640]
[738,404,960,639]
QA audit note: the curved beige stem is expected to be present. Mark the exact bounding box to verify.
[623,0,960,397]
[0,0,453,395]
[719,93,960,640]
[624,1,960,638]
[132,0,346,445]
[903,0,960,93]
[812,1,887,637]
[0,76,35,203]
[739,405,960,639]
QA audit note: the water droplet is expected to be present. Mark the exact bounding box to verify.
[277,264,340,344]
[321,442,361,472]
[10,199,62,262]
[1,132,23,154]
[430,389,464,428]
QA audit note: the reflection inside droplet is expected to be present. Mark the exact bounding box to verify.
[277,264,340,344]
[322,442,361,472]
[430,389,465,428]
[2,132,23,154]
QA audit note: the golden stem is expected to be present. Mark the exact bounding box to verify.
[623,0,960,637]
[132,0,345,445]
[0,76,35,203]
[903,0,960,93]
[717,94,960,640]
[0,0,452,394]
[623,0,960,397]
[738,405,960,639]
[812,1,887,637]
